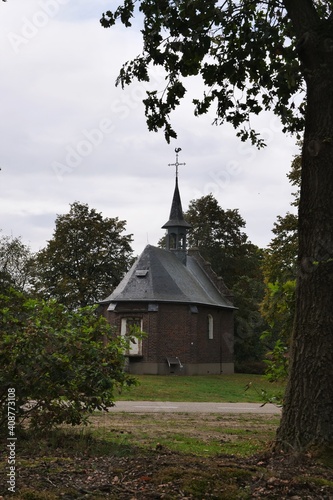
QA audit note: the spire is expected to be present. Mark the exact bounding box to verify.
[162,149,191,263]
[162,176,191,229]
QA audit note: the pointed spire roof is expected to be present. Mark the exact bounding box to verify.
[162,177,191,229]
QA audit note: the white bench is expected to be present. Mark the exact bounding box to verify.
[166,357,183,373]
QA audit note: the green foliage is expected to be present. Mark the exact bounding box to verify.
[264,212,298,284]
[261,280,296,346]
[0,233,34,293]
[263,339,289,383]
[0,288,137,431]
[100,1,313,143]
[32,202,134,309]
[261,154,300,287]
[260,153,300,380]
[185,194,248,286]
[232,270,266,366]
[260,279,294,384]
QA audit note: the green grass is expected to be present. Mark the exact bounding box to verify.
[89,411,280,458]
[118,373,285,403]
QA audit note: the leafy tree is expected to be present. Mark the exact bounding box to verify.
[101,1,333,453]
[262,154,300,286]
[261,154,300,379]
[232,271,266,371]
[185,194,266,369]
[186,194,248,286]
[0,233,34,293]
[0,287,137,431]
[33,202,134,309]
[263,212,298,285]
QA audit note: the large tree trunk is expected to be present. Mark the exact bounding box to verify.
[276,22,333,451]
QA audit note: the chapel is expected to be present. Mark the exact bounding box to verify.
[100,155,235,375]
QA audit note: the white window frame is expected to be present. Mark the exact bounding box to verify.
[121,317,143,356]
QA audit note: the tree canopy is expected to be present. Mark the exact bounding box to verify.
[33,202,134,309]
[0,233,33,293]
[185,195,248,285]
[102,0,333,454]
[100,0,320,143]
[262,154,300,286]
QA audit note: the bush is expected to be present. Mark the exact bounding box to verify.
[263,339,289,382]
[0,288,137,431]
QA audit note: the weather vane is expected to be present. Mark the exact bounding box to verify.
[168,147,185,179]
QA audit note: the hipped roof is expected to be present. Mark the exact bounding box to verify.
[101,245,234,309]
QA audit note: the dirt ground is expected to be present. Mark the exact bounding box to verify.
[1,413,333,499]
[9,450,333,499]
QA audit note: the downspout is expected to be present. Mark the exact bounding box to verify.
[220,311,223,374]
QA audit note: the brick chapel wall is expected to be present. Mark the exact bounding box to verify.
[102,301,233,367]
[194,306,234,365]
[155,303,192,364]
[220,309,234,364]
[148,303,233,366]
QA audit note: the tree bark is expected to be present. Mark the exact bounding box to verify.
[276,17,333,451]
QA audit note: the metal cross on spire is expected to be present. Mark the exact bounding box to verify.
[168,147,185,179]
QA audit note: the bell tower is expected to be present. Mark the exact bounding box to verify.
[162,148,191,264]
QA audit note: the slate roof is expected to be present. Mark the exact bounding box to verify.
[101,245,234,309]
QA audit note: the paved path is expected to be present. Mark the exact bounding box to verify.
[109,401,281,414]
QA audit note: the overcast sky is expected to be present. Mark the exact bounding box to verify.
[0,1,299,256]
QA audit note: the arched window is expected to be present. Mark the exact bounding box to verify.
[208,314,214,340]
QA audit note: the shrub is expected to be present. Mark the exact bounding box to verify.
[0,288,137,431]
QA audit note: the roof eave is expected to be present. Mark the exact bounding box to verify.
[102,298,236,310]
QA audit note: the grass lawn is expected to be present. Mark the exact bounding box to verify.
[91,411,280,457]
[118,373,285,404]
